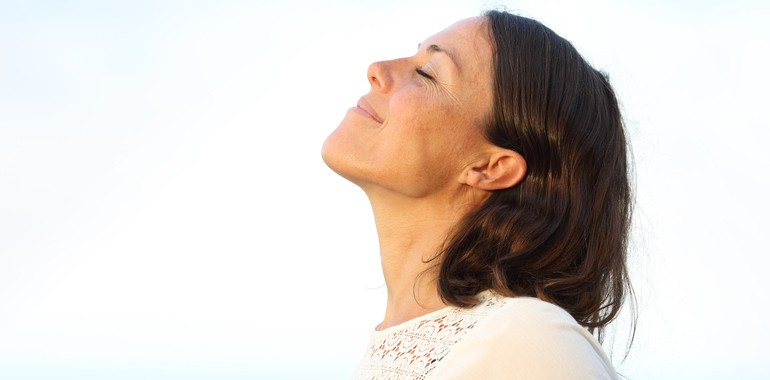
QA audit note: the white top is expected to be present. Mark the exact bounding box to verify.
[352,291,618,380]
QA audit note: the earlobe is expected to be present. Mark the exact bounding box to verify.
[463,150,527,191]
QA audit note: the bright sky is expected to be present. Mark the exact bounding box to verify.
[1,0,769,379]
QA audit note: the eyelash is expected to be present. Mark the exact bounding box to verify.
[416,68,434,80]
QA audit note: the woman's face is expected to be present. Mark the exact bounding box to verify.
[322,17,495,198]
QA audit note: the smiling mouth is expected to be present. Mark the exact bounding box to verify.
[356,98,383,123]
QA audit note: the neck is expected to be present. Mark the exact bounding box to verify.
[365,187,482,330]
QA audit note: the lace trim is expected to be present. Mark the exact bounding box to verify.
[352,291,505,380]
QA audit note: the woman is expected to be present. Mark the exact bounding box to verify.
[322,10,632,380]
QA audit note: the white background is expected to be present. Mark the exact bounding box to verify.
[1,0,768,378]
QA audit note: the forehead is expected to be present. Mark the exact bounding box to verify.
[422,17,493,76]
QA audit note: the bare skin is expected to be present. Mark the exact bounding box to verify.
[322,17,526,330]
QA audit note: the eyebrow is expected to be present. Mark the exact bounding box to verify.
[417,43,460,71]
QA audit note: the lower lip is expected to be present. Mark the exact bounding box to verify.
[349,106,381,123]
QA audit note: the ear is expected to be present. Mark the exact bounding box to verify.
[462,149,527,191]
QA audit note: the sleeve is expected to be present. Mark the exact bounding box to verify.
[427,297,619,380]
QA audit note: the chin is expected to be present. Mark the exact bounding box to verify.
[321,130,361,184]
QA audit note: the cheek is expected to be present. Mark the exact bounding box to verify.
[390,88,456,135]
[392,90,477,148]
[388,97,477,179]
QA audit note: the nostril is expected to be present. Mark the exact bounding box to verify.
[370,75,381,87]
[367,61,388,90]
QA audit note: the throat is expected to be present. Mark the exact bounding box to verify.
[364,189,482,332]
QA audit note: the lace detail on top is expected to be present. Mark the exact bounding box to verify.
[352,291,506,380]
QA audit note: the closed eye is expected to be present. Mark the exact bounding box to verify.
[416,68,434,80]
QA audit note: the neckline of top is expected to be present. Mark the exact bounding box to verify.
[371,290,499,336]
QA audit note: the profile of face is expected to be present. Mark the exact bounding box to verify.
[322,17,498,199]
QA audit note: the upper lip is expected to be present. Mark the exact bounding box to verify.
[357,97,383,124]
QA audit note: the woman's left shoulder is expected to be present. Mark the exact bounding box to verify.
[428,293,619,379]
[480,294,613,360]
[485,294,586,331]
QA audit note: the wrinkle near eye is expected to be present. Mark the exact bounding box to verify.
[434,80,461,106]
[443,84,461,106]
[417,70,461,106]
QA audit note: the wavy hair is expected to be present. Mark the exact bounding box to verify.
[436,11,634,341]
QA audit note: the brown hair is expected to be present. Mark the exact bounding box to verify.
[436,10,634,341]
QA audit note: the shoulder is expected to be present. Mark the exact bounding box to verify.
[485,296,595,344]
[487,295,578,326]
[428,294,619,380]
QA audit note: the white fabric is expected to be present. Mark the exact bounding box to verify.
[352,291,618,380]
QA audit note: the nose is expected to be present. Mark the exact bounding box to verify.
[367,60,395,93]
